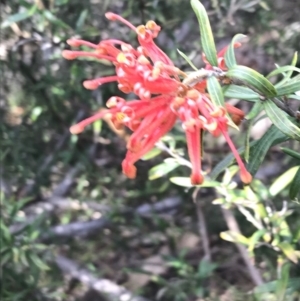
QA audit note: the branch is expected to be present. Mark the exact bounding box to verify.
[41,196,182,241]
[193,188,211,262]
[55,255,150,301]
[221,207,264,286]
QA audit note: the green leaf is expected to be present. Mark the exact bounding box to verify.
[170,176,220,188]
[220,231,249,245]
[207,77,238,130]
[29,254,50,270]
[248,229,267,252]
[226,65,277,97]
[224,34,247,69]
[247,124,289,176]
[142,148,162,161]
[209,125,288,180]
[148,159,179,180]
[0,252,11,267]
[267,65,300,79]
[76,9,88,31]
[244,119,254,162]
[275,263,290,301]
[254,278,300,295]
[43,10,70,29]
[281,147,300,161]
[190,0,218,66]
[177,49,198,71]
[276,52,298,87]
[1,5,38,28]
[277,242,299,263]
[245,101,263,120]
[276,81,300,96]
[223,84,260,102]
[263,99,300,141]
[289,167,300,199]
[269,166,300,196]
[207,76,225,107]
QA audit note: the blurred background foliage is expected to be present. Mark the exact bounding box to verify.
[1,0,300,300]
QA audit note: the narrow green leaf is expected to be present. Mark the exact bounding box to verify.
[148,159,179,180]
[244,119,254,162]
[247,125,288,176]
[224,34,247,69]
[275,263,290,301]
[248,229,267,252]
[276,52,298,87]
[245,101,263,120]
[177,49,198,71]
[226,65,277,97]
[29,254,50,270]
[142,148,162,161]
[191,0,218,66]
[263,99,300,141]
[289,167,300,199]
[223,84,260,102]
[207,76,225,107]
[220,231,249,245]
[269,166,300,196]
[254,278,300,295]
[281,147,300,161]
[267,65,300,79]
[207,77,239,130]
[76,9,88,31]
[209,125,288,180]
[1,5,37,28]
[276,81,300,96]
[43,10,70,29]
[277,242,299,263]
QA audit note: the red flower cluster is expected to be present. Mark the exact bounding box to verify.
[62,13,252,185]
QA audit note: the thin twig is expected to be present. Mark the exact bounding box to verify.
[193,188,211,262]
[221,207,264,286]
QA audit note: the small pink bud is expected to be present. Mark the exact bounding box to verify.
[83,80,99,90]
[190,172,204,185]
[66,39,81,47]
[240,170,252,184]
[122,161,137,179]
[70,124,84,134]
[61,50,78,60]
[105,12,117,20]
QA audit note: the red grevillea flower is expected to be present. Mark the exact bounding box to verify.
[62,13,252,185]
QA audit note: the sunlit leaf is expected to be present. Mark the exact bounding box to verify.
[170,176,220,187]
[289,167,300,199]
[220,231,249,245]
[269,166,300,196]
[148,159,180,180]
[278,242,299,263]
[142,148,162,161]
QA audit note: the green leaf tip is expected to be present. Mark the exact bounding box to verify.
[190,0,218,66]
